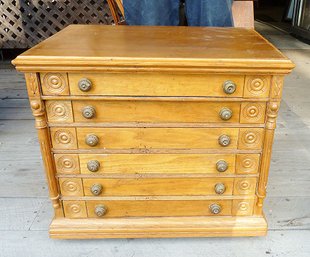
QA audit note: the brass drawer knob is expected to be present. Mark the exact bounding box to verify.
[218,134,230,147]
[216,160,228,172]
[87,160,100,172]
[85,134,99,147]
[223,80,236,94]
[210,203,222,214]
[78,78,92,92]
[95,205,107,217]
[219,107,232,121]
[91,183,103,196]
[82,106,96,119]
[214,183,226,194]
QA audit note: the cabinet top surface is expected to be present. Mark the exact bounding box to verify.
[13,25,294,72]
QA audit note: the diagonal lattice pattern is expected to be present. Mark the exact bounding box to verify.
[0,0,113,48]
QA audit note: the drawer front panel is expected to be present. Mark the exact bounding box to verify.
[83,178,234,196]
[72,100,242,123]
[55,153,260,175]
[79,154,236,174]
[84,200,232,217]
[76,127,239,149]
[68,73,244,97]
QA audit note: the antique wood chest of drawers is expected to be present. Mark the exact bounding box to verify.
[13,25,294,238]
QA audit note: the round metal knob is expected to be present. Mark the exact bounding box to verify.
[218,134,231,147]
[87,160,100,172]
[85,134,99,147]
[216,160,228,172]
[210,203,222,214]
[95,205,107,217]
[219,107,232,121]
[223,80,236,94]
[82,106,96,119]
[90,184,103,196]
[78,78,92,92]
[214,183,226,194]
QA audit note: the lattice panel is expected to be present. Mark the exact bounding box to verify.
[0,0,113,48]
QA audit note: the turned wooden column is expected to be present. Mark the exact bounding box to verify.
[255,75,284,215]
[24,73,63,218]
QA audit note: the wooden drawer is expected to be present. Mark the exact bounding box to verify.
[64,200,233,218]
[78,153,236,174]
[68,100,266,124]
[76,127,239,150]
[50,127,264,150]
[68,73,245,97]
[62,199,255,218]
[59,177,257,197]
[55,153,260,175]
[82,178,234,196]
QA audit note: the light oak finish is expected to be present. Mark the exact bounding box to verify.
[12,26,294,73]
[46,100,73,123]
[40,73,70,96]
[232,199,255,216]
[13,25,294,238]
[72,100,266,124]
[79,153,236,175]
[236,154,260,174]
[59,178,84,197]
[69,73,244,97]
[50,127,77,150]
[73,100,240,123]
[63,200,87,218]
[49,216,268,238]
[24,73,63,218]
[54,154,80,174]
[85,200,232,217]
[76,127,240,150]
[82,178,235,196]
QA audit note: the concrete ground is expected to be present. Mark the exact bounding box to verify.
[0,21,310,257]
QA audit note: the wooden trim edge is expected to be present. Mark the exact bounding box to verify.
[49,216,267,239]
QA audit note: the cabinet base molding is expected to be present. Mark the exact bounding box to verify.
[49,216,267,239]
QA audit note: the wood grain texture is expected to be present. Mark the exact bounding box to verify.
[232,199,255,216]
[46,100,73,123]
[238,128,265,150]
[79,153,236,174]
[82,178,234,196]
[244,76,271,98]
[240,102,266,124]
[233,177,257,195]
[54,154,80,174]
[24,72,63,218]
[69,73,244,97]
[255,75,284,215]
[77,127,239,149]
[40,73,69,95]
[72,100,241,123]
[50,127,77,150]
[12,26,295,239]
[85,200,232,217]
[12,26,294,73]
[49,216,267,238]
[63,201,87,218]
[236,154,260,174]
[59,178,84,197]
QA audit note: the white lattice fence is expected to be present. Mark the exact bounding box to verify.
[0,0,113,48]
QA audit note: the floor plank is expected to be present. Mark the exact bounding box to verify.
[0,230,309,257]
[0,198,45,231]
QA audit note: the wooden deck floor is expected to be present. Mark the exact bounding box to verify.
[0,22,310,256]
